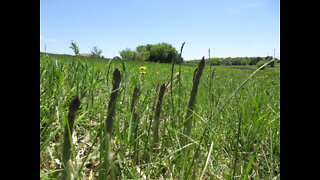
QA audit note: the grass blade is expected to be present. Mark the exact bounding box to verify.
[99,68,121,180]
[62,96,80,180]
[182,57,205,146]
[199,141,214,180]
[152,83,166,152]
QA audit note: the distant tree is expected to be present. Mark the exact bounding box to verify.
[207,58,223,66]
[69,40,80,56]
[119,48,137,61]
[256,61,266,70]
[119,43,179,63]
[136,45,150,61]
[221,57,232,65]
[249,57,263,65]
[148,43,178,63]
[175,42,185,64]
[175,53,184,64]
[265,56,275,67]
[264,56,273,61]
[90,46,103,58]
[231,57,242,65]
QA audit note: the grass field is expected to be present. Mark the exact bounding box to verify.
[40,53,280,179]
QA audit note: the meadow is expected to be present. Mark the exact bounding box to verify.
[40,53,280,179]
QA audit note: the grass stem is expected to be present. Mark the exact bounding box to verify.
[182,57,205,146]
[152,84,166,152]
[62,96,80,180]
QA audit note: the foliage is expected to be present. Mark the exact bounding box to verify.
[175,53,184,64]
[256,60,266,70]
[265,56,275,67]
[40,53,280,179]
[69,40,80,56]
[194,57,266,66]
[90,46,103,58]
[136,45,151,61]
[206,58,223,66]
[120,43,181,63]
[148,43,178,63]
[119,48,137,61]
[248,57,263,65]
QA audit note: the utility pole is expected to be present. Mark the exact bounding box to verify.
[208,48,211,59]
[45,44,46,53]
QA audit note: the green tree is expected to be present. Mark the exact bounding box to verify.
[249,57,263,65]
[148,43,178,63]
[222,57,232,65]
[119,43,179,63]
[256,60,266,70]
[136,45,150,61]
[119,48,137,61]
[69,40,80,56]
[90,46,103,58]
[207,58,223,66]
[265,56,275,67]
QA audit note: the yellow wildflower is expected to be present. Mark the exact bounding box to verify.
[140,71,147,74]
[139,66,147,71]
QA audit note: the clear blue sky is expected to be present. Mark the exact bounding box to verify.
[40,0,279,60]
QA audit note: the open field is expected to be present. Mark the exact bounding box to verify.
[40,53,280,179]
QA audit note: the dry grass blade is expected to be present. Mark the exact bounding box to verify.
[199,141,214,180]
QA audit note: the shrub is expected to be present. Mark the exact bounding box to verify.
[249,57,263,65]
[120,43,180,63]
[120,48,137,61]
[222,58,232,65]
[207,58,223,66]
[264,56,275,67]
[136,45,150,61]
[148,43,178,63]
[256,60,266,70]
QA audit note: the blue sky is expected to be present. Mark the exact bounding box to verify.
[40,0,279,60]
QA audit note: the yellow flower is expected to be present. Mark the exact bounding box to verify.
[140,71,147,74]
[139,66,147,71]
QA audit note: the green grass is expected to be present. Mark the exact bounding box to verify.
[40,53,280,179]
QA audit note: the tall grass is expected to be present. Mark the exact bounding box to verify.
[152,83,166,151]
[99,68,122,180]
[182,57,205,146]
[62,96,80,180]
[40,53,280,179]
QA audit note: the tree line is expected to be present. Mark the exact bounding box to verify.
[69,41,279,66]
[196,56,279,66]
